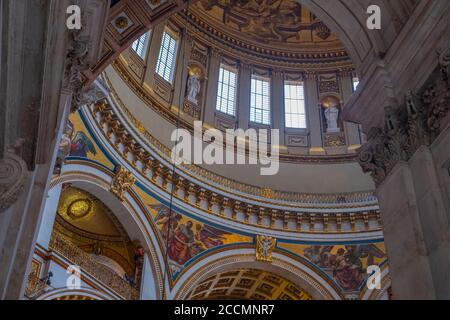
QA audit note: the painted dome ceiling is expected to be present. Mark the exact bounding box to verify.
[175,0,351,69]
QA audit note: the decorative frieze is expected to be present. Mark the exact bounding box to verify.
[358,46,450,187]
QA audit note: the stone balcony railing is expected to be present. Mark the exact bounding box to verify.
[48,233,139,300]
[83,88,383,234]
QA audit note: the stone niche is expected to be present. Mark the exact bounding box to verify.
[321,96,346,148]
[183,63,206,120]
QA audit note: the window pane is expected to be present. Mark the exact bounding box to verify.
[250,77,271,125]
[284,82,306,128]
[352,77,359,91]
[216,65,238,116]
[131,32,150,58]
[155,31,178,83]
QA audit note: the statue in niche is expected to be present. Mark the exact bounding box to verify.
[186,73,201,105]
[324,105,340,133]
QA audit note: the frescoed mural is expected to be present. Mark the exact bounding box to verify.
[278,242,387,292]
[150,204,252,278]
[54,111,114,173]
[55,111,390,296]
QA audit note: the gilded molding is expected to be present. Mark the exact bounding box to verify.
[110,165,136,201]
[49,232,139,300]
[255,235,276,263]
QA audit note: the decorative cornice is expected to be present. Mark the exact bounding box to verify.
[84,102,384,235]
[170,11,353,73]
[358,45,450,187]
[93,99,376,209]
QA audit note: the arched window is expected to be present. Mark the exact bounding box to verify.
[284,81,306,129]
[131,31,150,59]
[155,30,178,83]
[250,76,271,125]
[216,65,238,116]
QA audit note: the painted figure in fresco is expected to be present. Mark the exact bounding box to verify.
[155,206,182,241]
[168,221,196,265]
[69,131,97,157]
[194,224,227,249]
[54,120,97,173]
[304,244,386,292]
[55,120,75,174]
[333,248,365,291]
[154,205,231,267]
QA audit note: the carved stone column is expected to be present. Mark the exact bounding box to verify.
[0,0,109,299]
[357,46,450,299]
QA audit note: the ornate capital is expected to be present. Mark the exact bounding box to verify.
[0,152,28,213]
[358,47,449,187]
[110,166,136,201]
[256,235,276,263]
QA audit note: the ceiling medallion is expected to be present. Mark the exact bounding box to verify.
[67,198,93,220]
[114,16,129,29]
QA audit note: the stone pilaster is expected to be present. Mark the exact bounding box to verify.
[304,73,323,150]
[237,62,252,130]
[35,184,63,249]
[358,46,450,299]
[0,0,109,299]
[144,23,165,88]
[203,49,222,125]
[340,72,362,147]
[173,31,192,109]
[272,70,285,145]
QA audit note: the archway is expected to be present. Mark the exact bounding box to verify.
[36,287,115,300]
[37,164,166,300]
[172,247,343,300]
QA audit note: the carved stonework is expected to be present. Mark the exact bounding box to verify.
[110,166,136,201]
[64,24,110,112]
[183,101,201,119]
[64,31,90,111]
[324,133,346,147]
[319,74,340,94]
[358,46,450,187]
[256,235,276,263]
[0,152,28,213]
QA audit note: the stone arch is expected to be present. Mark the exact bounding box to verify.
[36,287,115,300]
[171,247,343,300]
[48,166,165,300]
